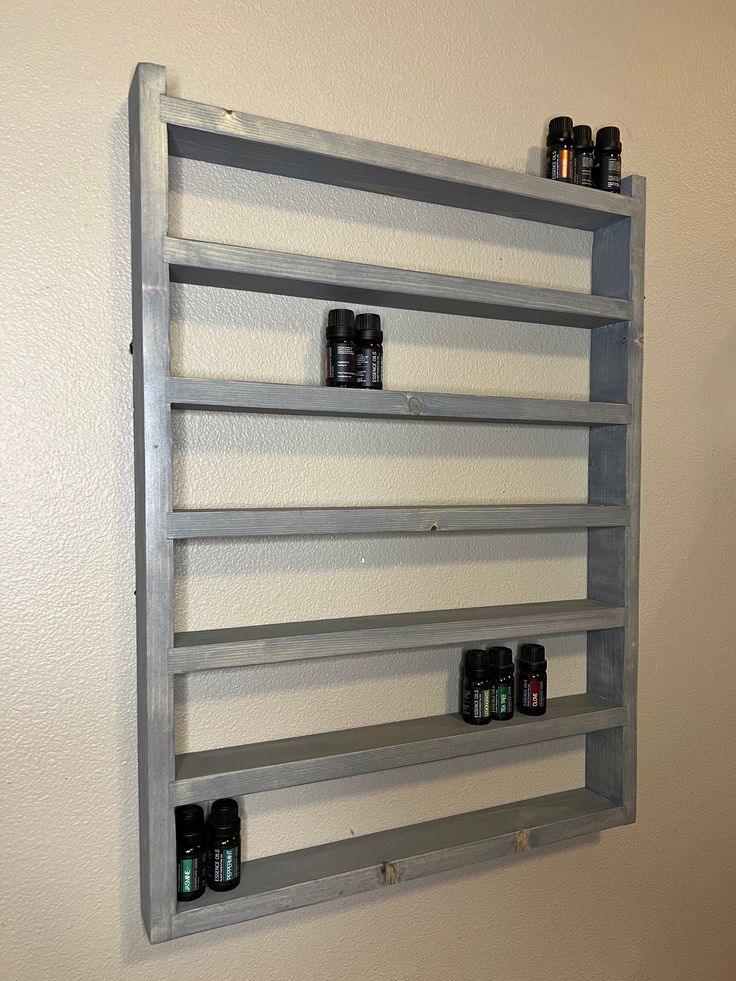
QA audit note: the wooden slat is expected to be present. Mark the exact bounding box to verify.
[161,94,633,231]
[164,237,632,329]
[167,505,630,539]
[169,599,626,673]
[166,377,630,425]
[171,788,626,936]
[129,63,176,944]
[172,694,625,803]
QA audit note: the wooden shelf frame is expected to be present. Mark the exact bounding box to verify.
[130,63,645,943]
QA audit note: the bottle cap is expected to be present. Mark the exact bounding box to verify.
[547,116,573,142]
[326,308,355,339]
[488,646,513,668]
[519,643,547,665]
[209,798,240,831]
[175,804,205,840]
[464,649,490,674]
[355,313,383,341]
[572,125,594,150]
[595,126,621,152]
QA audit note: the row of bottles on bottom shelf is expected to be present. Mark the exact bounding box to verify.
[176,798,241,902]
[462,643,547,725]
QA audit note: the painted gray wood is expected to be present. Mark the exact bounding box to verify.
[167,377,630,426]
[587,175,645,821]
[170,788,625,935]
[169,599,626,674]
[172,694,625,803]
[167,504,630,539]
[160,94,633,231]
[129,63,175,944]
[164,237,632,329]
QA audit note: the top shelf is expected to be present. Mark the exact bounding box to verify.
[161,93,636,232]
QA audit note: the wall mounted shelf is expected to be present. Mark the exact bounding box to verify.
[130,63,644,943]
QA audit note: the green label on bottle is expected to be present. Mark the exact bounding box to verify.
[179,858,194,894]
[223,847,236,881]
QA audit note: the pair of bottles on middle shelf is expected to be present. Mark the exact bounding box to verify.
[325,308,383,389]
[461,643,547,725]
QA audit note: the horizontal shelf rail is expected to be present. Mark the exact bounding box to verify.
[164,237,632,329]
[161,94,635,232]
[167,505,630,539]
[169,598,626,673]
[171,787,626,936]
[172,694,625,803]
[166,377,630,425]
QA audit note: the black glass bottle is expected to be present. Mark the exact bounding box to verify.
[175,803,206,902]
[573,125,595,187]
[594,126,622,193]
[206,798,241,892]
[461,649,492,725]
[546,116,574,183]
[488,646,514,720]
[325,308,356,387]
[518,643,547,715]
[355,313,383,389]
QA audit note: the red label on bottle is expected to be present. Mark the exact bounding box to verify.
[531,680,540,707]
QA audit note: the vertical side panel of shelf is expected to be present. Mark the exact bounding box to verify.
[130,63,176,943]
[587,176,645,818]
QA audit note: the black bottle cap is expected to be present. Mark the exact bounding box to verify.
[595,126,622,152]
[547,116,573,141]
[464,649,490,675]
[519,643,547,665]
[209,798,240,831]
[572,125,594,150]
[326,308,355,339]
[355,313,383,341]
[175,804,205,840]
[488,646,513,668]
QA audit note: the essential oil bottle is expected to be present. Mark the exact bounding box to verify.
[572,125,595,188]
[354,313,383,389]
[594,126,622,193]
[325,308,357,387]
[517,643,547,715]
[546,116,575,183]
[461,649,492,725]
[488,646,514,720]
[175,803,206,902]
[206,798,241,891]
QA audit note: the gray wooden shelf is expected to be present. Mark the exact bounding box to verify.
[167,504,630,539]
[172,694,625,803]
[160,94,633,231]
[171,787,625,936]
[166,377,631,425]
[131,63,644,943]
[165,236,631,329]
[169,599,626,673]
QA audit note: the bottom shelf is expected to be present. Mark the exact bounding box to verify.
[171,787,627,938]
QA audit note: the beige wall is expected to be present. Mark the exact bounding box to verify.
[3,0,736,978]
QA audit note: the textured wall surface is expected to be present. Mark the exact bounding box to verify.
[2,1,736,978]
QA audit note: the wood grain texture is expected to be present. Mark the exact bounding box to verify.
[169,599,627,673]
[170,788,626,936]
[166,377,631,425]
[172,694,625,802]
[160,94,633,231]
[164,237,632,329]
[129,63,175,944]
[167,504,630,539]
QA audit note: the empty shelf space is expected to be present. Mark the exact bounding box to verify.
[169,599,626,673]
[164,237,632,329]
[171,787,626,936]
[172,694,625,803]
[166,377,631,425]
[161,94,634,231]
[167,505,630,539]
